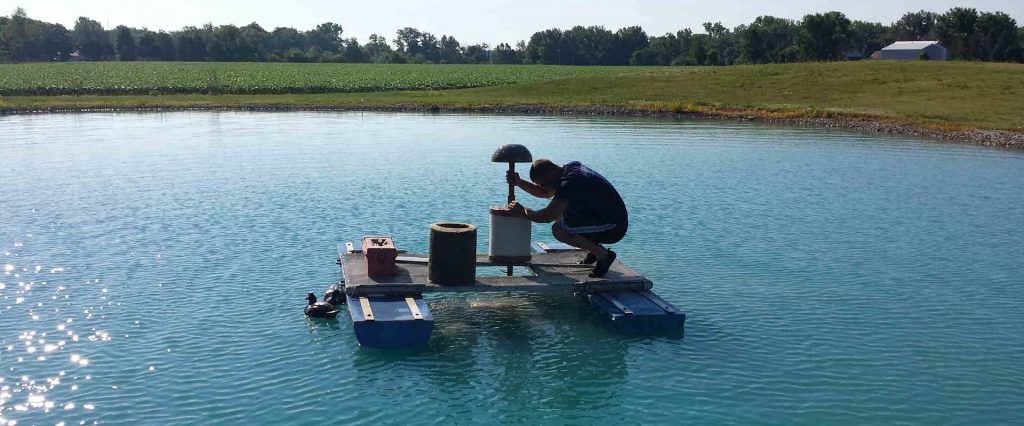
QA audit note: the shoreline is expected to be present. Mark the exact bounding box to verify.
[3,103,1023,151]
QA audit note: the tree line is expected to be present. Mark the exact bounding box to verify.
[0,7,1021,65]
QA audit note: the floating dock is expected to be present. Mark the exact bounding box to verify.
[336,241,685,348]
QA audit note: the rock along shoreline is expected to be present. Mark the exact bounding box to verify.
[3,103,1022,151]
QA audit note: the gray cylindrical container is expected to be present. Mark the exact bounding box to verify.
[428,222,477,286]
[489,206,532,263]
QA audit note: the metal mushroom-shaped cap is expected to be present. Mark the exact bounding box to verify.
[491,144,533,163]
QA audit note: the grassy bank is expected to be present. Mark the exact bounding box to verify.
[1,61,1022,132]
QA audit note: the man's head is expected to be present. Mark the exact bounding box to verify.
[529,159,562,189]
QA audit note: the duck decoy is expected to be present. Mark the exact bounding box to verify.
[305,292,339,318]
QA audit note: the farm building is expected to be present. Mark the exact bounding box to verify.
[879,41,949,60]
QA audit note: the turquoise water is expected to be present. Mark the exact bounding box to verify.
[2,112,1023,424]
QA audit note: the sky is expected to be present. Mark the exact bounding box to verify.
[2,0,1021,46]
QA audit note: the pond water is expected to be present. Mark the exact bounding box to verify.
[1,112,1023,424]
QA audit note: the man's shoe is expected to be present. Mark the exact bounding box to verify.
[589,250,616,278]
[577,252,597,265]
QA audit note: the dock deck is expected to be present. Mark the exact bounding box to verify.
[339,245,652,297]
[333,240,683,347]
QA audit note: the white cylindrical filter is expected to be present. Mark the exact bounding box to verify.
[489,206,532,263]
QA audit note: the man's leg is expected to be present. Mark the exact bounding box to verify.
[551,222,609,261]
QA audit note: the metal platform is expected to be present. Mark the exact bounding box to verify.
[338,244,653,297]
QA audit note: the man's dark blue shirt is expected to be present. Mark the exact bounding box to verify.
[553,161,628,232]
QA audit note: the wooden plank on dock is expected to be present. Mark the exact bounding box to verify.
[394,255,592,269]
[536,241,580,252]
[359,297,375,321]
[340,250,652,297]
[405,297,424,320]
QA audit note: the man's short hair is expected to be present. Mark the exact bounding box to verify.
[529,159,559,182]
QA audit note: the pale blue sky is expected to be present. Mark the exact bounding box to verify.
[3,1,1021,46]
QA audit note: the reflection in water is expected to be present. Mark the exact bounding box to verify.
[0,248,106,424]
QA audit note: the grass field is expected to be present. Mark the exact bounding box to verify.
[1,61,1021,131]
[0,62,647,95]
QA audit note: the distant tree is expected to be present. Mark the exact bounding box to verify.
[285,47,307,62]
[610,26,648,65]
[463,43,488,63]
[364,33,391,62]
[689,35,708,64]
[934,7,980,60]
[0,16,9,61]
[73,17,110,60]
[371,49,406,64]
[341,38,363,62]
[703,22,725,64]
[155,32,175,60]
[137,31,159,60]
[394,27,423,57]
[559,27,584,64]
[670,29,695,65]
[207,25,241,61]
[590,25,619,64]
[797,11,852,61]
[419,32,440,62]
[115,25,136,60]
[175,26,208,61]
[439,35,462,63]
[4,15,70,62]
[630,31,681,65]
[1020,27,1024,62]
[849,20,891,57]
[563,26,615,65]
[307,22,342,53]
[740,16,799,64]
[305,45,323,62]
[2,7,1021,65]
[270,27,305,56]
[5,7,30,61]
[394,27,440,62]
[893,10,938,40]
[26,20,57,61]
[491,42,520,64]
[526,26,630,65]
[975,12,1020,62]
[702,22,738,65]
[525,28,565,64]
[239,23,270,61]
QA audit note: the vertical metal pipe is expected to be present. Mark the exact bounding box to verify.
[507,162,515,276]
[507,163,515,203]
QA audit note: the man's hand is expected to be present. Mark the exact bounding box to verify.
[506,170,521,187]
[508,201,528,219]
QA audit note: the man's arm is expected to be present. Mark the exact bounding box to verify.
[508,171,555,199]
[510,199,568,223]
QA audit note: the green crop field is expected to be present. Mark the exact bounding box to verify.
[1,61,1022,132]
[0,62,649,96]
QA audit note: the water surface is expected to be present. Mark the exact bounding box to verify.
[1,112,1023,424]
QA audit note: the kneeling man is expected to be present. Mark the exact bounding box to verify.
[507,159,628,277]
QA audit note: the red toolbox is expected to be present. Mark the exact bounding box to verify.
[362,235,398,276]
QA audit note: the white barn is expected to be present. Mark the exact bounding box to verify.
[879,41,949,60]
